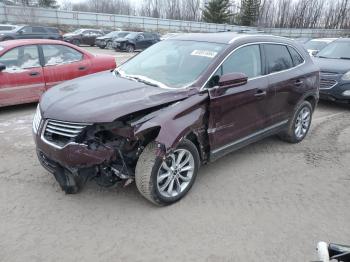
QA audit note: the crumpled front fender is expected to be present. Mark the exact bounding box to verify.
[134,93,209,156]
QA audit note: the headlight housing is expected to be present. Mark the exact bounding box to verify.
[341,71,350,81]
[32,105,42,134]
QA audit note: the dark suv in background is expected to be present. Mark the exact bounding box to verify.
[112,32,160,52]
[312,38,350,103]
[63,29,103,46]
[0,25,62,41]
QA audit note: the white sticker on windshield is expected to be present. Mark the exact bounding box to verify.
[191,50,218,58]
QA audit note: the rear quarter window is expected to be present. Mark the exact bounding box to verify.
[264,44,294,74]
[287,46,304,66]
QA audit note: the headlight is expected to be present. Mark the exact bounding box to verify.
[342,90,350,96]
[32,105,42,134]
[341,71,350,81]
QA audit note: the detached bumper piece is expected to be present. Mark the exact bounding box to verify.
[37,150,85,194]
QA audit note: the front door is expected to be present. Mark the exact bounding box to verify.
[40,44,90,89]
[207,44,273,159]
[0,45,45,107]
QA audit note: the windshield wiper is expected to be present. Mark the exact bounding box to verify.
[316,55,331,59]
[339,57,350,60]
[129,76,159,87]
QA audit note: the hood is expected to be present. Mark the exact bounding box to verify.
[113,37,129,42]
[96,36,111,40]
[313,57,350,74]
[40,71,195,123]
[0,30,14,34]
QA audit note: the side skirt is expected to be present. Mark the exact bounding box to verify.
[209,120,289,162]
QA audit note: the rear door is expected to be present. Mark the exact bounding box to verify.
[263,44,305,123]
[40,44,91,89]
[0,45,45,106]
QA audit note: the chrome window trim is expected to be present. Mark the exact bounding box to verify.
[200,41,306,91]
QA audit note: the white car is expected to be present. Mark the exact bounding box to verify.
[304,38,337,56]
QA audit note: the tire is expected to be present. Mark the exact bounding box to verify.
[126,44,135,53]
[2,37,13,41]
[279,100,313,143]
[106,41,112,49]
[99,45,106,49]
[72,39,80,46]
[135,140,200,205]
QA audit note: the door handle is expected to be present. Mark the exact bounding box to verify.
[295,79,303,86]
[78,66,86,71]
[29,71,39,76]
[254,89,267,97]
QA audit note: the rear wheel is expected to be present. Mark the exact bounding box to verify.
[135,140,200,205]
[126,44,135,53]
[279,100,313,143]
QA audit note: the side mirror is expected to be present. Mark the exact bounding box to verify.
[18,30,23,34]
[0,63,6,71]
[311,50,319,56]
[218,72,248,88]
[209,72,248,97]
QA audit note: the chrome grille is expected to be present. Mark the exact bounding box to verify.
[320,79,337,89]
[43,119,90,148]
[32,105,42,134]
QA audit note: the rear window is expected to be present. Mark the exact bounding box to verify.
[264,44,293,74]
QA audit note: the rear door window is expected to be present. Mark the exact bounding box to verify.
[42,45,83,66]
[264,44,293,74]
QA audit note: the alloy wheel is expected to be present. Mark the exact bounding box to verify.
[156,149,195,198]
[295,106,311,139]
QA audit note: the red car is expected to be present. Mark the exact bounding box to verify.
[0,39,116,107]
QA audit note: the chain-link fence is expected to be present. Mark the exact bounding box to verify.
[1,5,350,37]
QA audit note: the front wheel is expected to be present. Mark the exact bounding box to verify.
[279,100,313,143]
[135,140,200,205]
[106,41,113,49]
[126,44,135,53]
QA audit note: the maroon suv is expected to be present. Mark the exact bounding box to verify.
[33,33,319,205]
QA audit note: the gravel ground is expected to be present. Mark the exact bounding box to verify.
[0,47,349,262]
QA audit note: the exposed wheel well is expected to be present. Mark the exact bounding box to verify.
[185,132,203,162]
[305,95,317,111]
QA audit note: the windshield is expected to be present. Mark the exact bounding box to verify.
[317,41,350,59]
[117,40,226,89]
[104,31,120,37]
[305,40,328,50]
[125,32,139,39]
[72,29,84,34]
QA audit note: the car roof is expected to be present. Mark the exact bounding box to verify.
[0,39,76,49]
[171,32,293,45]
[309,38,337,42]
[334,38,350,42]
